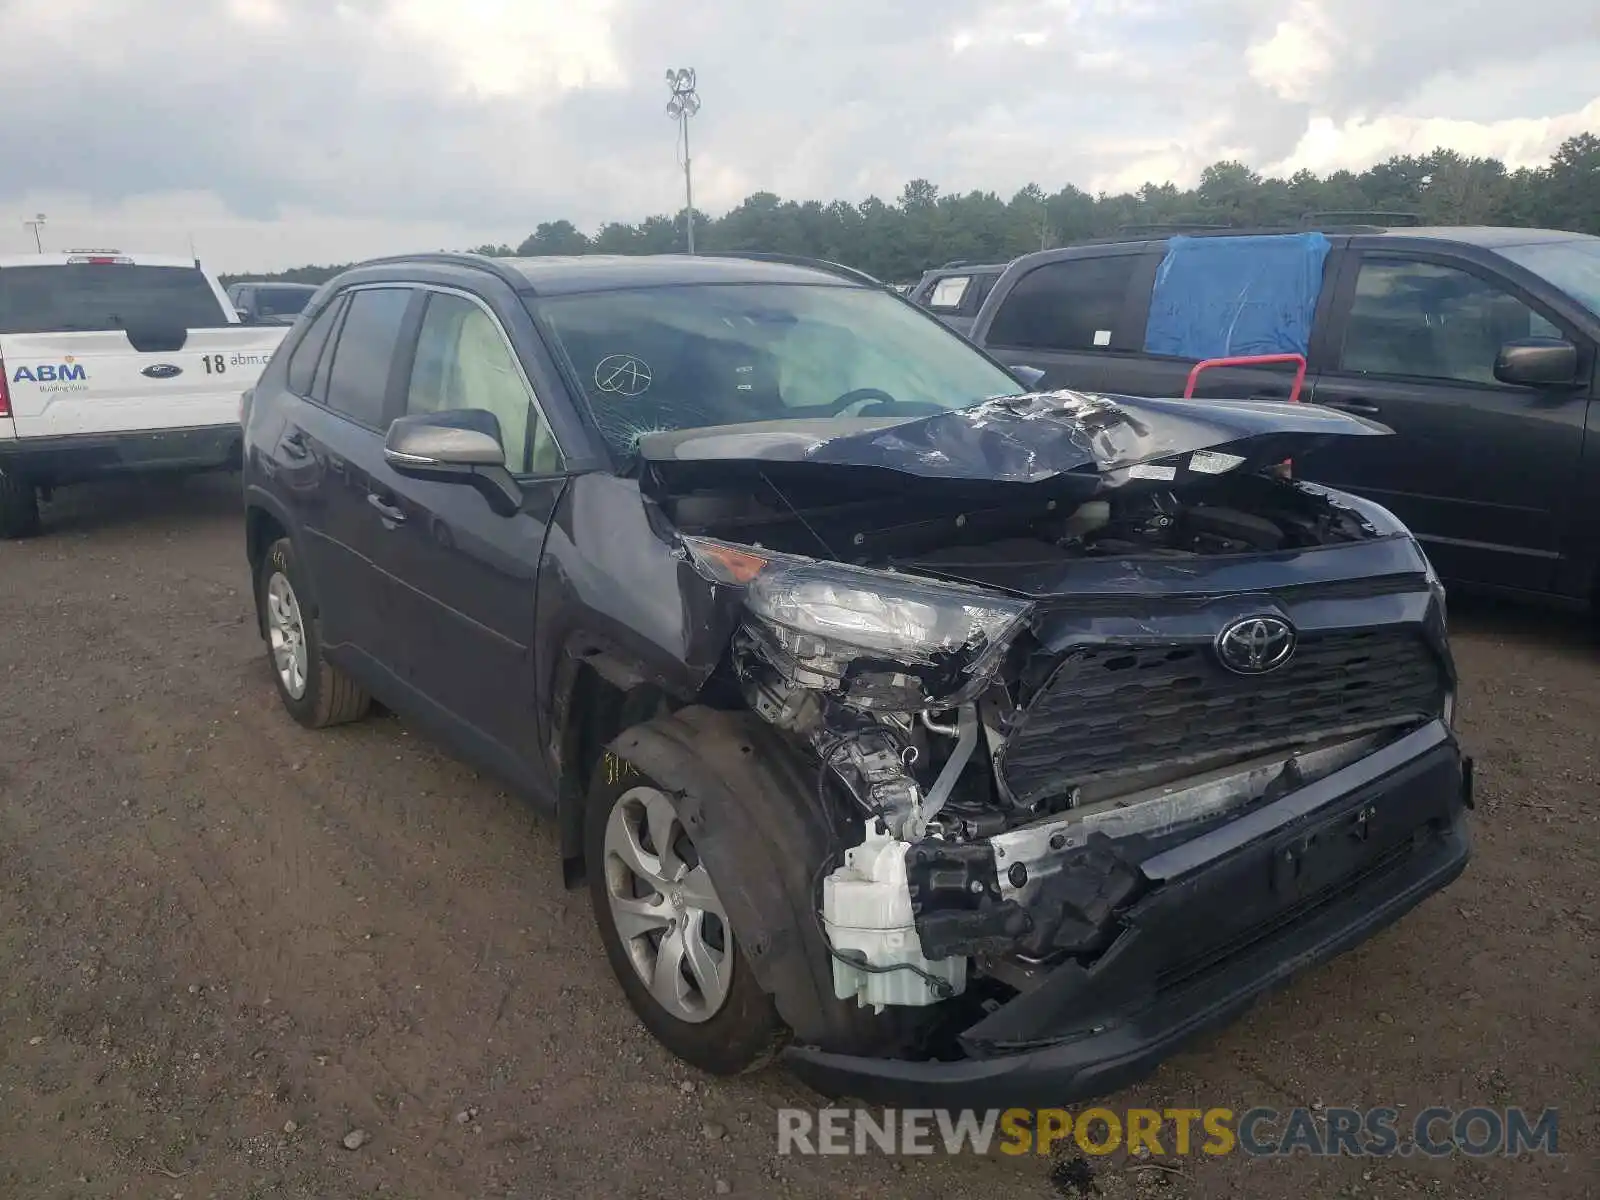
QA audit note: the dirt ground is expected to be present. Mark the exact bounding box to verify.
[0,473,1594,1200]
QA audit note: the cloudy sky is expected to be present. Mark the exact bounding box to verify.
[1,0,1596,271]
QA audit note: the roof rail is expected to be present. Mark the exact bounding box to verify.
[699,250,885,288]
[1061,222,1401,249]
[1114,221,1235,236]
[1299,210,1422,228]
[344,250,532,290]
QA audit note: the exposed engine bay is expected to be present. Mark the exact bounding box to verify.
[658,447,1374,569]
[641,393,1452,1024]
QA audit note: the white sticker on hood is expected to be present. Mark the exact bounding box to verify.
[594,354,653,397]
[1189,450,1246,475]
[1127,463,1177,480]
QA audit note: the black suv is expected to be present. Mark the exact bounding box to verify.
[969,226,1600,611]
[242,252,1470,1105]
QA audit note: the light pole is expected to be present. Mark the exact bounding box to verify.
[665,68,701,254]
[23,213,45,253]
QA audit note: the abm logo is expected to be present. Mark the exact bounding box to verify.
[11,359,88,384]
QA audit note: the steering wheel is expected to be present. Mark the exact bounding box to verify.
[827,387,900,416]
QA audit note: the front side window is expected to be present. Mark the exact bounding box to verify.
[406,292,560,473]
[534,282,1022,455]
[324,288,411,427]
[1340,259,1559,386]
[0,264,229,334]
[984,256,1140,352]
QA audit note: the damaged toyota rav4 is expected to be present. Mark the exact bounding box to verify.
[242,252,1471,1107]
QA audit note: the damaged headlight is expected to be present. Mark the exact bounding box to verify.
[752,572,1025,661]
[683,536,1032,707]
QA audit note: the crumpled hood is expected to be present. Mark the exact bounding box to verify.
[636,390,1390,487]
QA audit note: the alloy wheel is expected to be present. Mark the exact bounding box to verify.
[264,571,309,700]
[602,785,732,1023]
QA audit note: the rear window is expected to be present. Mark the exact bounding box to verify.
[928,276,972,309]
[323,288,412,428]
[286,296,344,396]
[985,255,1141,352]
[0,264,230,335]
[255,286,315,317]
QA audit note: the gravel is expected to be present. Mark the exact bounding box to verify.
[0,475,1593,1200]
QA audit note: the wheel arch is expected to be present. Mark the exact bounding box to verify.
[553,655,675,887]
[605,705,910,1052]
[244,489,313,634]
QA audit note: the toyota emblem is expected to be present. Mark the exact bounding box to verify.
[1215,616,1296,675]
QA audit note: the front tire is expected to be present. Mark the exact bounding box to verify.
[256,536,371,729]
[585,764,784,1075]
[0,469,40,539]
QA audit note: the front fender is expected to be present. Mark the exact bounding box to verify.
[609,705,903,1053]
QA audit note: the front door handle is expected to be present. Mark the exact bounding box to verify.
[1320,398,1382,416]
[367,494,407,525]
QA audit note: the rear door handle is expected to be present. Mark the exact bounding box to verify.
[282,429,310,459]
[367,494,407,525]
[1320,398,1382,416]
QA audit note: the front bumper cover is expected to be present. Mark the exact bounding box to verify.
[783,720,1470,1108]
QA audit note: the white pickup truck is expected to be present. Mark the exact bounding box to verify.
[0,251,293,537]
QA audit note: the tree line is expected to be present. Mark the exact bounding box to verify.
[223,133,1600,288]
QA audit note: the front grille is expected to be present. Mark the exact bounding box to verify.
[1000,630,1445,806]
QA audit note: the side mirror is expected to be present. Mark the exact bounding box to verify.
[234,306,253,323]
[383,410,521,516]
[1012,364,1047,390]
[1494,337,1580,388]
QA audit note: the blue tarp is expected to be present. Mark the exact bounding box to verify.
[1142,232,1331,360]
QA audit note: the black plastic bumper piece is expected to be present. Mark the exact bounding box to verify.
[783,722,1470,1108]
[0,424,242,485]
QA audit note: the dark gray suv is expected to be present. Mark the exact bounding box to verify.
[968,226,1600,611]
[242,251,1470,1105]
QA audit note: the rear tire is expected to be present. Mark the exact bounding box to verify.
[0,469,41,539]
[256,536,371,729]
